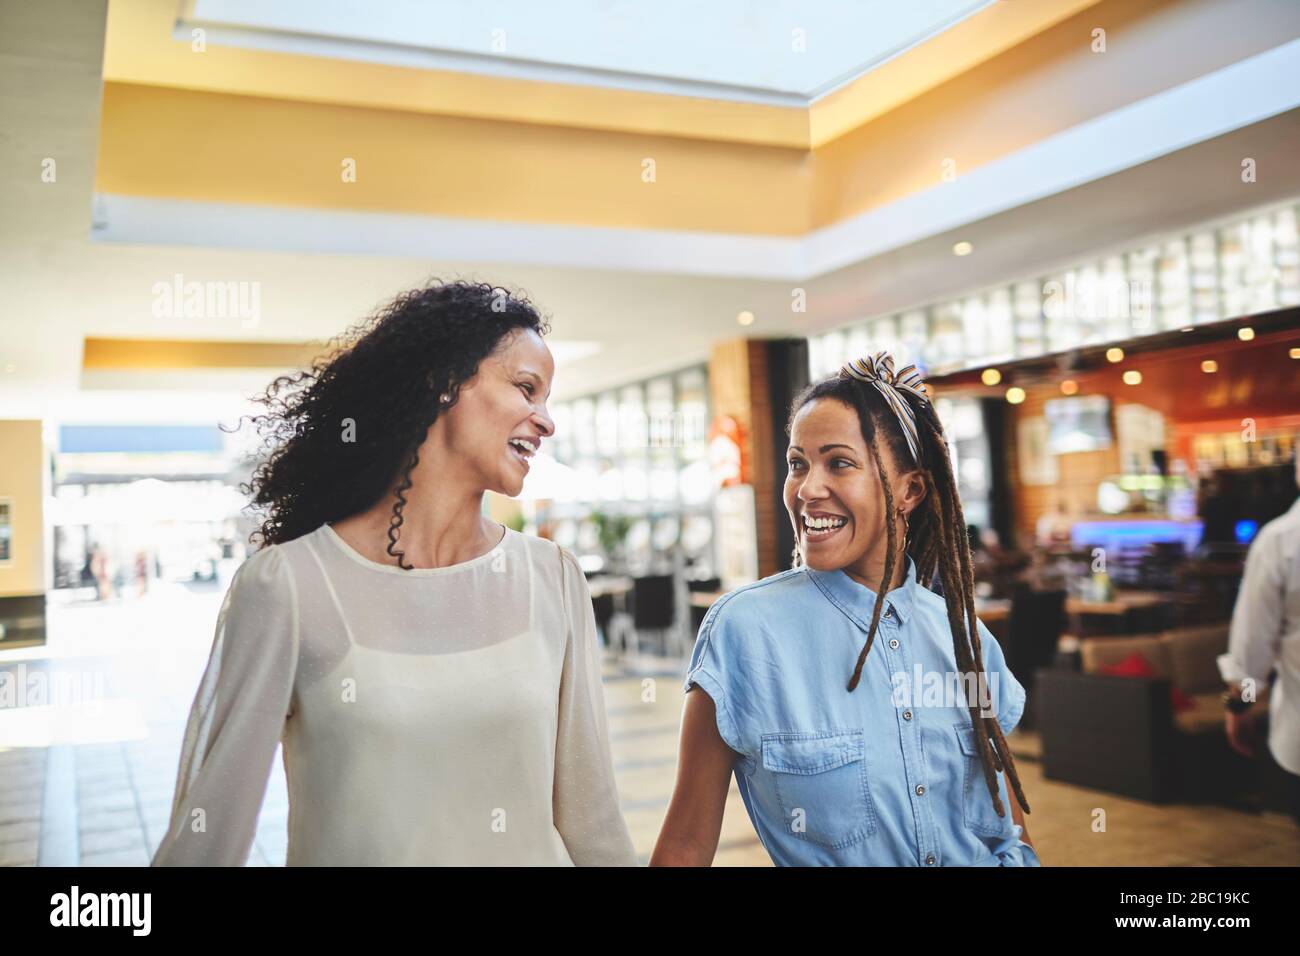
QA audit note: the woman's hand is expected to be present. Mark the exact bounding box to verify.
[649,687,736,866]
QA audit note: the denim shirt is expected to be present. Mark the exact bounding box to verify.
[684,558,1041,867]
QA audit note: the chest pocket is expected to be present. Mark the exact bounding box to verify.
[760,730,877,849]
[955,724,1010,838]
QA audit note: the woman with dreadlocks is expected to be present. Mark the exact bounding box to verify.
[152,280,635,867]
[651,352,1039,866]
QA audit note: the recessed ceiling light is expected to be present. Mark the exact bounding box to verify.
[1106,347,1124,363]
[1290,347,1300,359]
[1005,386,1026,404]
[1201,360,1218,373]
[1238,326,1255,341]
[1122,370,1143,385]
[981,368,1001,386]
[1060,379,1079,395]
[952,241,973,257]
[736,311,755,326]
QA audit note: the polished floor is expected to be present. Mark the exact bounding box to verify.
[0,580,1296,867]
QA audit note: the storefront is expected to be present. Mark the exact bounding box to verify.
[929,306,1299,582]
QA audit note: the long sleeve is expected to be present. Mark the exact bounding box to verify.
[152,546,300,866]
[1218,525,1285,689]
[552,546,638,866]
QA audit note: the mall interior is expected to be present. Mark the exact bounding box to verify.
[2,0,1300,866]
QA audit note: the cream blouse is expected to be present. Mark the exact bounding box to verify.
[151,523,637,866]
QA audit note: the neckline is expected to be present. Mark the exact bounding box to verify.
[319,521,510,577]
[805,554,918,626]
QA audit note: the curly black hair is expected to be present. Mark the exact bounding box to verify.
[235,280,550,567]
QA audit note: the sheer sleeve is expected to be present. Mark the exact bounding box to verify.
[151,546,300,867]
[551,545,638,866]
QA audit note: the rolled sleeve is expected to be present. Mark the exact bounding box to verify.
[1218,527,1284,690]
[683,598,751,757]
[976,619,1027,737]
[993,824,1042,867]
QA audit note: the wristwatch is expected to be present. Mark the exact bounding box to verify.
[1221,690,1256,714]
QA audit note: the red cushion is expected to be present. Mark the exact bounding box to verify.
[1099,652,1195,713]
[1169,687,1196,714]
[1099,652,1157,679]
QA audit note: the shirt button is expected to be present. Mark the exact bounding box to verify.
[926,854,936,866]
[903,710,913,720]
[915,784,925,796]
[889,638,899,650]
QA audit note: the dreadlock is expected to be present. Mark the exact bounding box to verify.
[786,373,1031,820]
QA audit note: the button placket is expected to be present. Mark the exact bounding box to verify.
[886,606,941,869]
[882,608,936,870]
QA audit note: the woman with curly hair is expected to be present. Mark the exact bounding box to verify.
[152,280,636,866]
[651,352,1038,867]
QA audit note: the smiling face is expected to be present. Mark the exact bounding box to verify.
[437,327,556,498]
[784,397,925,584]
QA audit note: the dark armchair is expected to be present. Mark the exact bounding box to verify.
[1037,626,1254,805]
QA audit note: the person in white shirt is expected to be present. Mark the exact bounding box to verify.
[152,281,636,866]
[1218,452,1300,825]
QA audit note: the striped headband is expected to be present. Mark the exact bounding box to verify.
[839,351,929,466]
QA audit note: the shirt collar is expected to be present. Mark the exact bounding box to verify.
[806,555,919,632]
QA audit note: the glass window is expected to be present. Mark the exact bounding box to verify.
[1189,231,1219,324]
[572,399,596,456]
[869,315,900,359]
[549,402,574,463]
[595,394,619,454]
[899,310,929,368]
[646,377,675,450]
[618,385,647,451]
[928,302,963,370]
[676,368,709,457]
[1275,206,1299,307]
[1158,238,1191,330]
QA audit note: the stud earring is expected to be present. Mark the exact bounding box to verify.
[439,393,450,404]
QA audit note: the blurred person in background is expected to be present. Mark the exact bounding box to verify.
[1219,452,1300,825]
[90,544,115,601]
[134,550,150,597]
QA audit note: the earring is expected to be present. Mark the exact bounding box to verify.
[439,393,450,404]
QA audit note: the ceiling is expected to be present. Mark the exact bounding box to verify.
[107,0,1103,147]
[178,0,994,104]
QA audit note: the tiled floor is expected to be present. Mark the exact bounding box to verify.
[1,580,1297,867]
